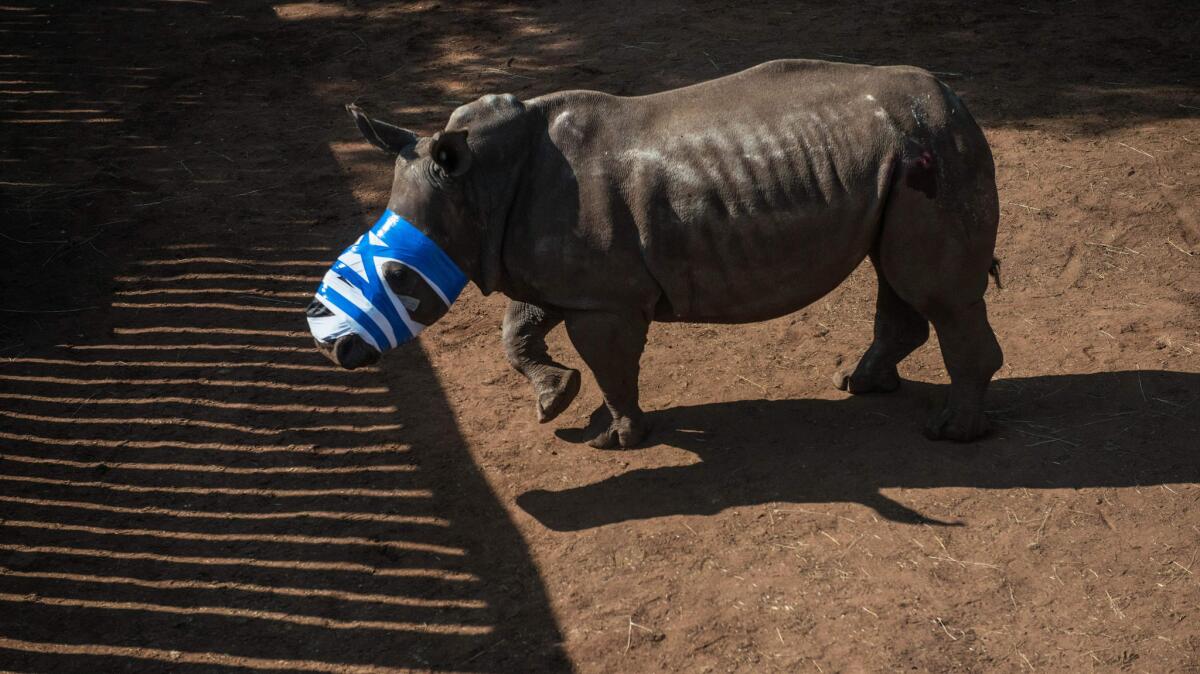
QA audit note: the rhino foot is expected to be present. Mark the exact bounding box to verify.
[535,368,581,423]
[833,366,900,394]
[924,405,991,442]
[587,414,648,449]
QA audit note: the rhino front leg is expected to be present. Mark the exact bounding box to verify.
[835,254,930,394]
[502,300,581,423]
[564,310,649,449]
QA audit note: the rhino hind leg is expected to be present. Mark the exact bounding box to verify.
[921,299,1003,441]
[502,301,581,423]
[873,142,1003,442]
[564,310,649,449]
[835,254,930,394]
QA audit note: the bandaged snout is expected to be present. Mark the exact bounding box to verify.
[308,210,468,352]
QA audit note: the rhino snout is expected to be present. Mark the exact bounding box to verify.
[313,333,380,370]
[306,299,378,369]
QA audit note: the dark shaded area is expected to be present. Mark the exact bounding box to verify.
[524,370,1200,529]
[0,1,567,671]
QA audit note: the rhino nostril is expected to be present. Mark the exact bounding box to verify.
[306,298,333,318]
[334,333,380,370]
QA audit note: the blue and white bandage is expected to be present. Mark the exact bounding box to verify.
[307,210,468,352]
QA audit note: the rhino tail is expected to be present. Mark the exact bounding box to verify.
[988,257,1003,290]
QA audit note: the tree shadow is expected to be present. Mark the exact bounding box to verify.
[520,370,1200,530]
[0,1,568,672]
[351,0,1197,132]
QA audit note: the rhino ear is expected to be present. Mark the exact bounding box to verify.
[430,130,472,177]
[346,103,418,155]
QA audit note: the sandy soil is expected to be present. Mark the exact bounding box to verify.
[1,1,1198,672]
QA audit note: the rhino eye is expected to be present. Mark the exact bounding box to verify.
[382,261,449,325]
[306,298,333,317]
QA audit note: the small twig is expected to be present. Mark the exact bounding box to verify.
[207,149,235,163]
[1166,239,1194,256]
[737,375,767,392]
[69,393,97,418]
[929,555,1000,569]
[1117,141,1155,160]
[1011,427,1079,448]
[624,616,652,654]
[838,534,863,557]
[218,258,265,273]
[1001,200,1041,212]
[482,67,535,81]
[1032,505,1054,544]
[0,231,68,245]
[1084,241,1140,255]
[0,306,97,314]
[233,181,288,198]
[458,638,506,666]
[935,617,959,640]
[1105,590,1125,619]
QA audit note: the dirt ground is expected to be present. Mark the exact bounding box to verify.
[1,1,1198,672]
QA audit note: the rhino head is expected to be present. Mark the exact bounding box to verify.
[308,102,498,369]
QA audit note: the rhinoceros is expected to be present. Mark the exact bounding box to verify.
[307,59,1003,448]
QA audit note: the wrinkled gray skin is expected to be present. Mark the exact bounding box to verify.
[317,59,1003,448]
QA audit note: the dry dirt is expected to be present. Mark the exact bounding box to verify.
[1,1,1198,672]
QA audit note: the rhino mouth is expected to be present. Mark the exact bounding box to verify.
[307,299,380,370]
[312,332,380,370]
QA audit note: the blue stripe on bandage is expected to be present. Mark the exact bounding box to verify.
[369,211,468,302]
[331,251,411,347]
[317,285,403,352]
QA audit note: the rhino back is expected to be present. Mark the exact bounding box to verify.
[509,60,980,321]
